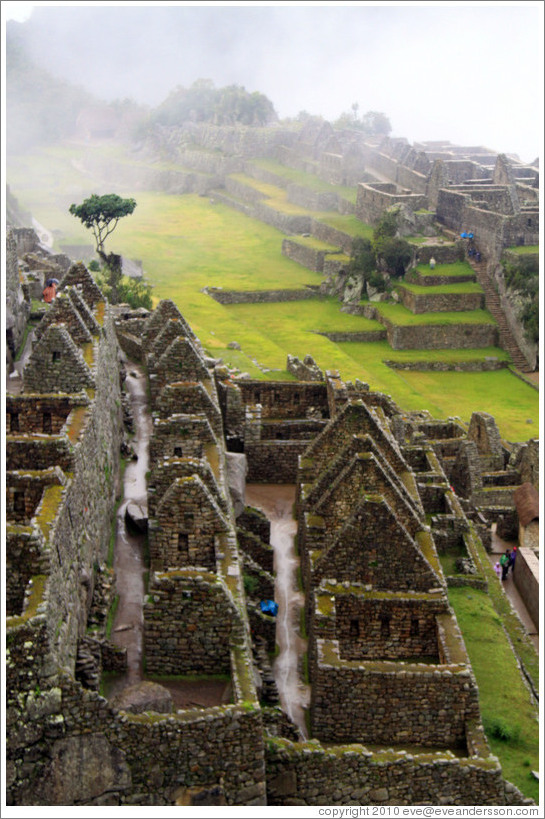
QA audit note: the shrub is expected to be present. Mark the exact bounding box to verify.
[243,574,259,596]
[483,715,521,743]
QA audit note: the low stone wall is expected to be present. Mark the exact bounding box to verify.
[383,319,498,350]
[316,329,387,342]
[406,270,475,286]
[513,547,539,631]
[207,287,320,305]
[385,359,506,372]
[246,441,311,483]
[281,239,332,273]
[398,287,484,314]
[287,184,339,211]
[310,219,354,254]
[253,201,313,234]
[265,737,506,806]
[224,176,269,205]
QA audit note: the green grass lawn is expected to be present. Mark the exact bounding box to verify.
[248,157,357,203]
[448,587,539,802]
[505,245,539,255]
[7,143,539,442]
[416,262,475,277]
[315,212,374,239]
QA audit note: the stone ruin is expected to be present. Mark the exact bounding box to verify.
[4,233,537,806]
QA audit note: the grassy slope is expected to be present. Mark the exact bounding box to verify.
[448,587,539,802]
[7,144,538,442]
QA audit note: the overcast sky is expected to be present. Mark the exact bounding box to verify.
[3,1,544,163]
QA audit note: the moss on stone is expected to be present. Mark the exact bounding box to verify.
[66,406,88,444]
[35,484,65,541]
[6,575,47,630]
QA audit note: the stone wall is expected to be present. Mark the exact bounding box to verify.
[356,182,428,225]
[6,394,89,435]
[143,572,243,675]
[5,229,31,366]
[383,319,498,350]
[246,441,311,483]
[237,528,274,574]
[149,476,228,572]
[265,737,506,806]
[281,239,333,273]
[328,594,446,661]
[148,415,217,467]
[398,286,484,314]
[385,359,506,372]
[237,381,329,420]
[311,646,480,746]
[512,548,539,631]
[206,287,320,304]
[5,661,265,806]
[310,218,354,254]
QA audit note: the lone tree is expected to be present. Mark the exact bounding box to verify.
[69,193,137,271]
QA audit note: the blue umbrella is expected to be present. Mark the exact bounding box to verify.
[460,232,468,238]
[468,233,474,239]
[259,599,278,616]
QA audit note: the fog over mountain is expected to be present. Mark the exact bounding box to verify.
[4,2,543,163]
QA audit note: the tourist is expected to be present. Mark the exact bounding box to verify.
[429,257,436,269]
[494,561,502,579]
[42,281,57,303]
[500,549,511,580]
[475,251,481,262]
[509,546,517,574]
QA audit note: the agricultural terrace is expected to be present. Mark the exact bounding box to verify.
[7,144,539,442]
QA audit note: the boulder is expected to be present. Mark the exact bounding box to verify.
[124,501,148,533]
[110,681,173,714]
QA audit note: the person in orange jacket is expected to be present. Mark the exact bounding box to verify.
[42,282,57,303]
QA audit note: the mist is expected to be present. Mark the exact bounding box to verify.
[4,1,544,163]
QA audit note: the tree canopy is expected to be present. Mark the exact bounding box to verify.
[153,79,277,127]
[69,193,137,258]
[334,104,391,136]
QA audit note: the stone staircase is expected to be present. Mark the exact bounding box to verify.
[468,257,532,372]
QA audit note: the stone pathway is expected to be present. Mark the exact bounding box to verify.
[487,530,538,654]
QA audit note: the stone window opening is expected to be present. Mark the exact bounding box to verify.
[410,617,420,636]
[14,491,26,514]
[52,351,61,362]
[177,532,190,561]
[349,618,360,638]
[527,218,532,227]
[174,446,183,457]
[380,614,391,638]
[42,412,52,434]
[10,412,20,433]
[293,393,300,404]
